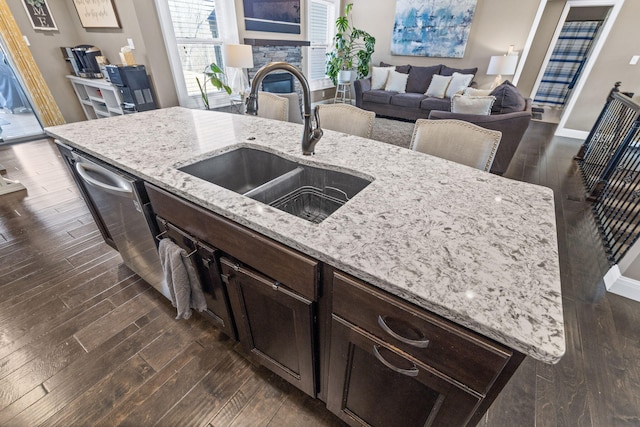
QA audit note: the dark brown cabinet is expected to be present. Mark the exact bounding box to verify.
[146,184,320,396]
[221,258,316,396]
[326,271,524,427]
[327,316,481,427]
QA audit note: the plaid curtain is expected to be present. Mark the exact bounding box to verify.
[534,20,602,107]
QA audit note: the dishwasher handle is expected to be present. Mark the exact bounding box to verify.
[75,160,133,197]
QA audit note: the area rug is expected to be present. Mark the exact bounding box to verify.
[370,117,414,149]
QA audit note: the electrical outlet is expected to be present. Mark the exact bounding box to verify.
[630,55,640,65]
[127,38,135,49]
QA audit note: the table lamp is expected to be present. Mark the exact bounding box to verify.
[487,54,518,89]
[222,44,254,99]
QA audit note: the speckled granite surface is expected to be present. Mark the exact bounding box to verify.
[46,107,564,363]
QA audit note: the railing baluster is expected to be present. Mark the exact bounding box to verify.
[578,83,640,264]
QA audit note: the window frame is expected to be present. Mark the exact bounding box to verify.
[307,0,339,91]
[155,0,239,109]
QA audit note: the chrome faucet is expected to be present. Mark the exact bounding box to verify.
[246,62,323,155]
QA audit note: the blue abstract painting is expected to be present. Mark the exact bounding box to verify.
[391,0,477,58]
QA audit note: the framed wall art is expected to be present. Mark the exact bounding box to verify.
[72,0,121,29]
[242,0,301,34]
[21,0,57,31]
[391,0,478,58]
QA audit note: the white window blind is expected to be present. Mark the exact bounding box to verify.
[156,0,239,108]
[308,0,336,86]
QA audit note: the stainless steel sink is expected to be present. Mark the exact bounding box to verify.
[178,147,299,194]
[179,147,372,223]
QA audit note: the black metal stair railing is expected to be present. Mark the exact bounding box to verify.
[576,82,640,263]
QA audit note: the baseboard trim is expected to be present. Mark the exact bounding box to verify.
[604,265,640,302]
[554,128,589,140]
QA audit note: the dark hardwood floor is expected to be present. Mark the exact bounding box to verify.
[0,120,638,426]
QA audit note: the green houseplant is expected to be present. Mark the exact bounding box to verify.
[325,3,376,86]
[196,63,232,110]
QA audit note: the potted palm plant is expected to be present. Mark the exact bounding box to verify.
[325,3,376,86]
[196,63,232,110]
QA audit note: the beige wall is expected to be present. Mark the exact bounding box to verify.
[5,0,177,123]
[347,0,541,89]
[565,0,640,131]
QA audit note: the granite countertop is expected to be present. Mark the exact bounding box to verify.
[46,107,564,363]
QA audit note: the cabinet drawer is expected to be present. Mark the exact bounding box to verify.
[146,183,318,300]
[332,272,511,394]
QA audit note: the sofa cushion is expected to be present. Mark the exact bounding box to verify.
[380,61,411,74]
[425,74,452,98]
[406,65,442,94]
[371,66,394,90]
[451,94,495,115]
[445,72,474,98]
[363,90,394,104]
[385,70,410,93]
[489,80,526,113]
[441,65,478,77]
[390,93,427,108]
[421,97,451,111]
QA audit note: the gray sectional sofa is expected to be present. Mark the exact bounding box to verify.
[353,63,478,121]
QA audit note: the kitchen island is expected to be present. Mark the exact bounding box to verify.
[46,106,564,425]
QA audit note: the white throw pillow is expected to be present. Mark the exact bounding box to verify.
[384,70,409,93]
[445,72,475,98]
[451,94,496,115]
[371,66,394,90]
[463,87,492,96]
[425,75,452,99]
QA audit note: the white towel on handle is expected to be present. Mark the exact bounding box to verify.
[158,238,207,319]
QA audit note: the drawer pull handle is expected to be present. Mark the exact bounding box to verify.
[372,345,419,377]
[378,315,430,348]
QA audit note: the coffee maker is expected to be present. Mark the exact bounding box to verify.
[61,45,103,78]
[105,65,157,112]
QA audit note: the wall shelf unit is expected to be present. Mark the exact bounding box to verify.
[67,75,129,120]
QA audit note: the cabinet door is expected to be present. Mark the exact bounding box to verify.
[327,316,481,427]
[221,258,316,397]
[158,219,236,340]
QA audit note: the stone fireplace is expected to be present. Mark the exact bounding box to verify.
[244,38,310,101]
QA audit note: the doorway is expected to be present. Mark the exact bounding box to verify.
[514,0,624,136]
[0,43,44,144]
[531,5,610,123]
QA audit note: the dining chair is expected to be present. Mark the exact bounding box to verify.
[316,103,375,138]
[276,92,303,124]
[410,119,502,172]
[256,91,289,122]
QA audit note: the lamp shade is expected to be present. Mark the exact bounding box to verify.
[486,55,518,76]
[222,44,254,69]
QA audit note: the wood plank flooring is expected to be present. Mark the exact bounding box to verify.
[0,121,638,426]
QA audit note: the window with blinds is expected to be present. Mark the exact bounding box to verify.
[308,0,336,87]
[162,0,227,108]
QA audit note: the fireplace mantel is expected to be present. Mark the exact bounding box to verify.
[244,38,311,47]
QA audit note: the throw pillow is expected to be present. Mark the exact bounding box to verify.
[445,72,474,98]
[385,70,409,93]
[406,65,442,94]
[451,94,496,115]
[380,61,411,74]
[489,80,526,113]
[440,65,478,77]
[463,87,492,96]
[425,74,452,99]
[371,66,394,90]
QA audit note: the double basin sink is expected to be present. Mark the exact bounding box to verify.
[178,147,372,223]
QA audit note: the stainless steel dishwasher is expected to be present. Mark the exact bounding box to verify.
[72,152,170,299]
